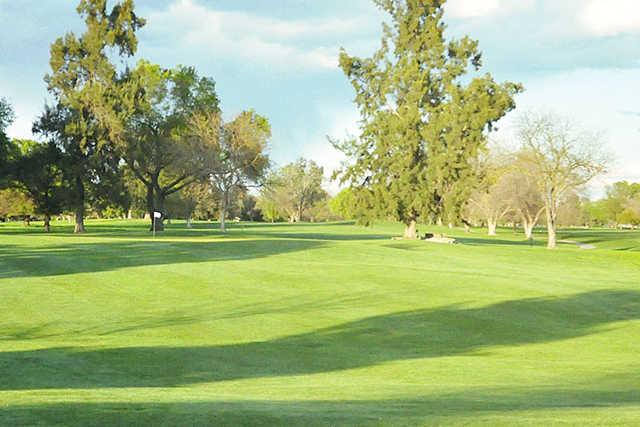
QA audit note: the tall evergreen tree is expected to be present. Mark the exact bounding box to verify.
[44,0,144,232]
[335,0,522,238]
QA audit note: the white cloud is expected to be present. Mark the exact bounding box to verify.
[290,106,359,195]
[145,0,366,71]
[579,0,640,37]
[446,0,534,19]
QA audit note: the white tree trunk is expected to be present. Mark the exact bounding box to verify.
[403,219,418,239]
[524,220,534,240]
[487,219,497,236]
[546,208,557,249]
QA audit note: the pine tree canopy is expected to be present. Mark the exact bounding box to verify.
[335,0,523,233]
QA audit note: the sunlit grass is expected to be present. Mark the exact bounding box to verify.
[0,220,639,425]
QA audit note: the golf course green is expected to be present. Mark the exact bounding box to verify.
[0,220,639,425]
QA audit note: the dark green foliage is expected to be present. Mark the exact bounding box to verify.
[0,98,16,188]
[335,0,522,237]
[240,195,263,222]
[43,0,145,232]
[123,61,220,230]
[588,181,640,226]
[11,140,71,231]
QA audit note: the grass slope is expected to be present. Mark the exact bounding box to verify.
[0,220,639,425]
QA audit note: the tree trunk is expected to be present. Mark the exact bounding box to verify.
[523,219,534,240]
[186,216,192,228]
[297,203,304,223]
[43,214,51,232]
[147,180,165,232]
[546,208,557,249]
[74,207,85,233]
[403,219,418,239]
[74,177,85,233]
[219,209,226,232]
[487,219,497,236]
[219,192,228,232]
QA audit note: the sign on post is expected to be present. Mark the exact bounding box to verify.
[153,211,162,238]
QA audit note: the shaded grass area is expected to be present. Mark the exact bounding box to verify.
[3,385,640,427]
[1,290,638,390]
[0,220,639,425]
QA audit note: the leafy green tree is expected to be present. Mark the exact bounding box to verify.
[43,0,145,232]
[583,199,609,227]
[0,98,16,188]
[603,181,640,226]
[329,188,357,220]
[618,206,640,226]
[190,110,271,231]
[0,189,34,221]
[334,0,521,238]
[256,197,282,223]
[123,61,220,231]
[11,140,70,232]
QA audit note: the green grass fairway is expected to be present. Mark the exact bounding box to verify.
[1,221,639,425]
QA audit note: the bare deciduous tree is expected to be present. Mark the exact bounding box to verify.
[517,112,608,248]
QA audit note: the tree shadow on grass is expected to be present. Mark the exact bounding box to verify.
[0,221,390,242]
[2,383,639,426]
[0,238,322,279]
[1,290,638,390]
[455,236,546,247]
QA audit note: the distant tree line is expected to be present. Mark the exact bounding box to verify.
[0,0,625,250]
[0,1,353,233]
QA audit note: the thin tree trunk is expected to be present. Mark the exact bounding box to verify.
[523,219,534,240]
[403,219,418,239]
[152,191,165,232]
[74,177,85,233]
[219,192,227,232]
[186,216,192,228]
[147,178,165,232]
[487,218,497,236]
[43,214,51,232]
[219,208,226,232]
[74,208,85,233]
[546,207,557,249]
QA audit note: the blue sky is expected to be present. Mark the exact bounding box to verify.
[1,0,639,195]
